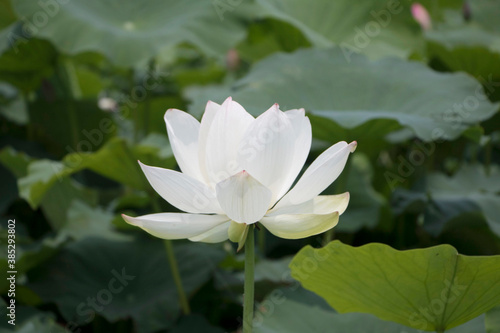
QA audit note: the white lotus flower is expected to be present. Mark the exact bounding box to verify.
[122,97,356,245]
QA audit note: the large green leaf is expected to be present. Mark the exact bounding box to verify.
[0,0,16,29]
[0,312,67,333]
[187,48,499,143]
[0,83,28,125]
[428,165,500,236]
[253,296,486,333]
[0,147,30,178]
[0,146,98,229]
[0,38,56,92]
[0,234,66,293]
[427,25,500,53]
[254,0,424,60]
[427,39,500,79]
[290,241,500,332]
[424,0,500,85]
[61,200,129,241]
[336,153,386,232]
[236,19,312,62]
[0,0,18,55]
[437,212,500,256]
[28,236,226,333]
[392,187,500,255]
[468,0,500,33]
[170,315,225,333]
[216,256,294,297]
[0,23,16,55]
[39,177,98,230]
[18,136,175,209]
[486,306,500,333]
[28,99,116,156]
[426,27,500,90]
[12,0,254,66]
[18,159,101,213]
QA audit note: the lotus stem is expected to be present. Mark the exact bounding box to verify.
[164,239,191,315]
[152,196,191,315]
[243,225,255,333]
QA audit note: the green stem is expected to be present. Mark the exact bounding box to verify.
[164,239,191,315]
[243,226,255,333]
[323,227,335,244]
[151,197,191,315]
[61,59,82,99]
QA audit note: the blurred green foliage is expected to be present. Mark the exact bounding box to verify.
[0,0,499,332]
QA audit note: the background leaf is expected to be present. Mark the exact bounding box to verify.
[187,48,499,143]
[27,236,226,333]
[290,240,500,331]
[12,0,254,66]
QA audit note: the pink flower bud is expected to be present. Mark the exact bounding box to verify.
[411,3,432,30]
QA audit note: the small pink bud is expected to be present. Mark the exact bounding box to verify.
[411,3,432,31]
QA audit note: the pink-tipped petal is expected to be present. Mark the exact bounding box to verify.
[274,141,357,209]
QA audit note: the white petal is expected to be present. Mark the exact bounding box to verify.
[198,100,221,183]
[122,213,229,240]
[216,170,272,224]
[267,193,350,216]
[274,141,357,208]
[260,212,340,239]
[164,109,204,182]
[275,108,312,199]
[204,97,254,185]
[139,161,222,214]
[237,104,295,203]
[188,221,230,243]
